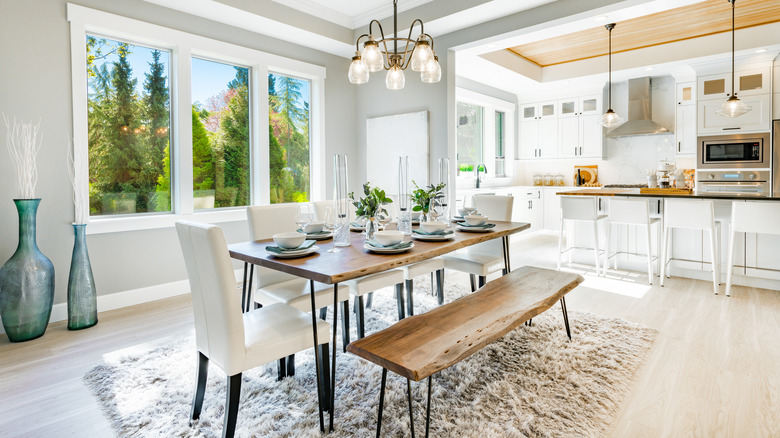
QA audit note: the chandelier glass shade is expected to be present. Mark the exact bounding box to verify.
[348,0,441,90]
[599,23,624,128]
[717,0,751,118]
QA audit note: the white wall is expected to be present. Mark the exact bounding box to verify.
[0,0,358,305]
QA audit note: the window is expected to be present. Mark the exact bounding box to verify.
[86,37,172,216]
[69,5,326,232]
[455,88,515,183]
[495,111,505,177]
[191,59,250,209]
[456,102,483,174]
[269,73,311,204]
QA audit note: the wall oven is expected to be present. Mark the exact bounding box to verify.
[697,170,770,196]
[697,132,770,169]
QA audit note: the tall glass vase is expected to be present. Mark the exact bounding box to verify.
[67,224,98,330]
[0,199,55,342]
[333,154,351,247]
[397,156,412,235]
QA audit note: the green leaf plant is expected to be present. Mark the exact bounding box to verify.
[410,181,446,213]
[349,182,393,218]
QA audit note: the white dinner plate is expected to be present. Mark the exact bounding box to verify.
[363,242,414,254]
[265,245,319,258]
[456,224,494,233]
[450,216,465,223]
[305,231,333,240]
[411,232,454,241]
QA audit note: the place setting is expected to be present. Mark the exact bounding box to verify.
[364,230,415,254]
[265,232,319,258]
[455,213,496,232]
[412,220,455,242]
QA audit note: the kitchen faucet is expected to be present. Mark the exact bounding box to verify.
[475,163,487,188]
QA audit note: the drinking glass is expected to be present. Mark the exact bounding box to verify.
[295,204,314,233]
[463,195,477,216]
[377,204,393,230]
[323,207,340,253]
[429,197,444,223]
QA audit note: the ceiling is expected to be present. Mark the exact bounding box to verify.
[271,0,434,29]
[507,0,780,67]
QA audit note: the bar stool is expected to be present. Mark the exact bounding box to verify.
[604,198,661,284]
[660,199,721,294]
[725,201,780,296]
[558,196,607,276]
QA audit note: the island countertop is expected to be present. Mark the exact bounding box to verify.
[554,188,780,201]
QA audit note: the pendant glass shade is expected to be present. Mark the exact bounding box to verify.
[386,65,405,90]
[599,109,624,128]
[716,95,752,118]
[410,40,433,72]
[362,40,384,72]
[348,55,369,84]
[420,56,441,83]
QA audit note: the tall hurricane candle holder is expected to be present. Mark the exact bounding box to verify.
[397,156,412,235]
[438,157,450,221]
[333,154,351,247]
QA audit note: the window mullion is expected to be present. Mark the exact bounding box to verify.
[253,64,270,205]
[176,46,194,215]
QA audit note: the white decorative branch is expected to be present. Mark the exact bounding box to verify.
[67,135,88,224]
[3,114,42,199]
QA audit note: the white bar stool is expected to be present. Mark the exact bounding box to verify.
[557,196,607,276]
[725,201,780,296]
[660,199,721,294]
[604,198,661,284]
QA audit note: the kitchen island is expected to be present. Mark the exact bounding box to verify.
[552,188,780,290]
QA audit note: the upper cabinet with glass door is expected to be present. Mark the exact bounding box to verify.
[698,68,770,101]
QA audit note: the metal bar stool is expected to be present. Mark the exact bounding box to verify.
[660,199,721,294]
[725,201,780,296]
[558,196,607,276]
[604,198,661,284]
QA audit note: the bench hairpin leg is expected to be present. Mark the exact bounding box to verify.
[425,376,432,438]
[407,379,416,438]
[561,296,571,340]
[376,368,388,438]
[309,280,325,432]
[330,283,339,431]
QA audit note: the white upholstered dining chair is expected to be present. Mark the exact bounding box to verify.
[176,220,331,438]
[442,194,514,291]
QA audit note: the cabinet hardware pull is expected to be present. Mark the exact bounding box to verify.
[723,127,740,130]
[678,142,681,152]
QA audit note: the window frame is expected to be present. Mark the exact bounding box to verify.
[68,4,326,234]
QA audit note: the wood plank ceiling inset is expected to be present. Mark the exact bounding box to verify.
[507,0,780,67]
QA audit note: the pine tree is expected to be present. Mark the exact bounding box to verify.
[192,106,215,191]
[143,50,170,182]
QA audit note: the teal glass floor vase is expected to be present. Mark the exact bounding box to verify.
[67,224,98,330]
[0,199,55,342]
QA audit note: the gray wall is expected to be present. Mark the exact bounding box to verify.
[0,0,358,302]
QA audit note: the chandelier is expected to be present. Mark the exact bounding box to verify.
[348,0,441,90]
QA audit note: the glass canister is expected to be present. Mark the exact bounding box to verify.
[543,173,553,186]
[533,173,542,186]
[554,173,564,186]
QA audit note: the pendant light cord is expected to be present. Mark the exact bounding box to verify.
[730,0,735,97]
[605,23,616,110]
[393,0,398,62]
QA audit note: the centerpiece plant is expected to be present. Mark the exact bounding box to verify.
[349,182,393,240]
[411,181,446,221]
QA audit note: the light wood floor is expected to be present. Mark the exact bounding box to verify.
[1,233,778,437]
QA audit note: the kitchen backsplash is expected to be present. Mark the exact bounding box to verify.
[516,134,696,186]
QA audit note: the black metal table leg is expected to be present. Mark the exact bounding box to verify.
[309,280,325,432]
[376,368,387,438]
[241,262,248,312]
[561,296,571,340]
[502,236,511,275]
[330,283,339,431]
[246,264,254,313]
[425,376,432,438]
[407,378,416,438]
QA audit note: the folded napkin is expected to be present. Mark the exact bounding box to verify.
[366,239,413,249]
[413,229,454,236]
[297,228,330,235]
[265,239,316,254]
[350,221,365,227]
[456,222,496,229]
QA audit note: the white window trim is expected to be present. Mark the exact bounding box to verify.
[455,87,515,181]
[67,4,326,234]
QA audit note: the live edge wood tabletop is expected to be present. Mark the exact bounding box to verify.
[346,266,584,382]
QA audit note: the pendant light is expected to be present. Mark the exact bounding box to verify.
[599,23,623,128]
[716,0,751,118]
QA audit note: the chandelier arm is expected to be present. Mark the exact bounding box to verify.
[355,33,370,52]
[368,19,386,41]
[424,33,435,51]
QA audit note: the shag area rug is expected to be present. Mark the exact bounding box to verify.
[85,273,656,437]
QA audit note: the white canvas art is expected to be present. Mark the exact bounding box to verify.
[366,111,429,195]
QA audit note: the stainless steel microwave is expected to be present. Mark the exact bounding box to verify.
[697,132,770,169]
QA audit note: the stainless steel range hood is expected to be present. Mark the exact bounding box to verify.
[606,77,671,137]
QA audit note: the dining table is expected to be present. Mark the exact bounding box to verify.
[227,220,530,433]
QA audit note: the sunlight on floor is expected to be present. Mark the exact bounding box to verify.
[560,263,652,298]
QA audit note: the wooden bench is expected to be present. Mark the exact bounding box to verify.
[346,266,584,437]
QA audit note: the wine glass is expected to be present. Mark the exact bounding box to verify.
[429,197,444,223]
[295,204,314,234]
[376,204,393,230]
[323,207,340,253]
[462,195,476,216]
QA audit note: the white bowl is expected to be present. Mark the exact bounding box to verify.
[303,221,325,233]
[457,208,468,217]
[420,221,447,233]
[373,230,404,246]
[411,211,422,220]
[273,232,306,249]
[464,214,488,226]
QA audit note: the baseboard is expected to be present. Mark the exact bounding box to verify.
[0,269,244,335]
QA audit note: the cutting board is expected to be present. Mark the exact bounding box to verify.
[639,187,693,195]
[574,165,598,186]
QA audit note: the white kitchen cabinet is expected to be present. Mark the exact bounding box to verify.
[557,117,579,158]
[519,120,539,159]
[579,95,602,116]
[543,188,566,232]
[676,82,696,106]
[675,104,697,155]
[698,68,770,101]
[558,98,578,118]
[539,101,557,119]
[698,94,770,134]
[579,114,604,158]
[539,118,558,158]
[520,103,539,121]
[519,117,557,159]
[511,188,543,232]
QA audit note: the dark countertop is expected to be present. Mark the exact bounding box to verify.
[554,188,780,201]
